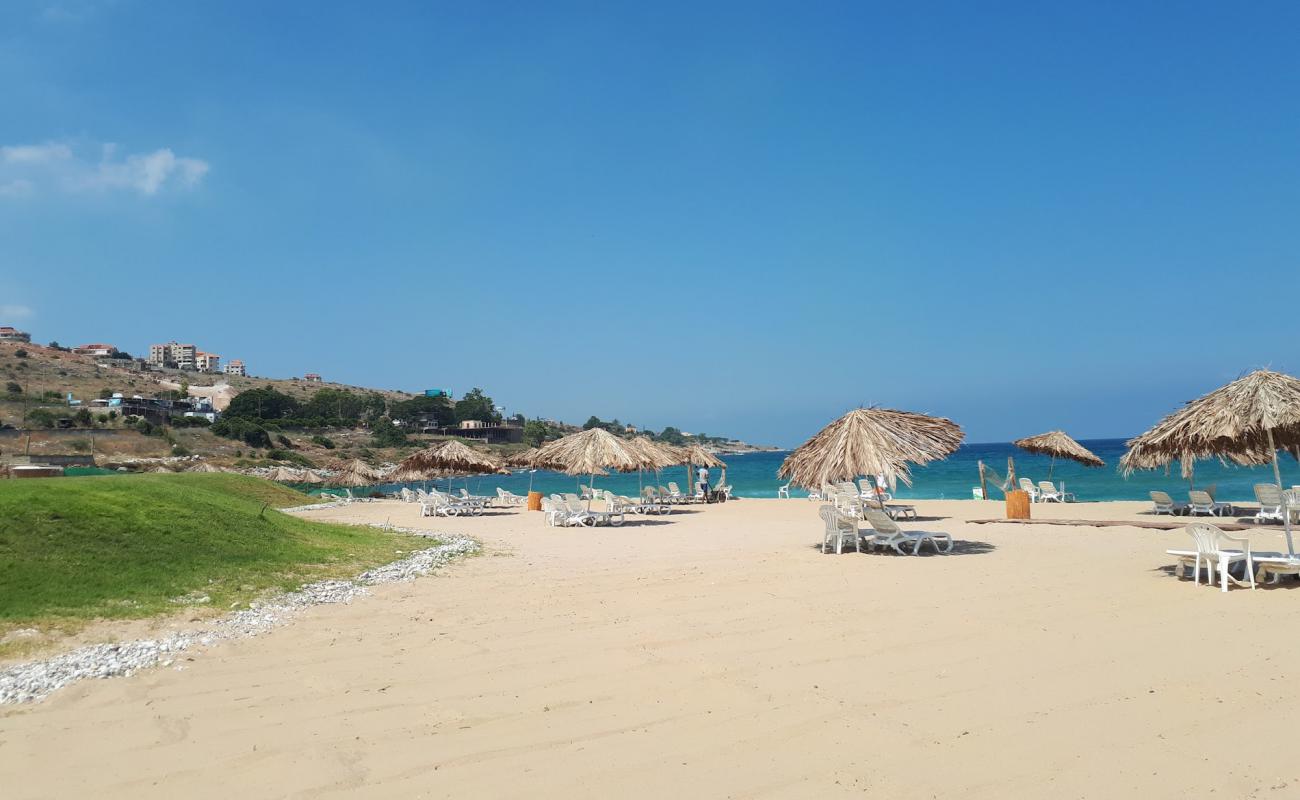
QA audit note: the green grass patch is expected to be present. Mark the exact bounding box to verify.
[0,473,421,639]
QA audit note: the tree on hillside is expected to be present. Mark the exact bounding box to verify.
[224,387,300,420]
[390,394,455,427]
[583,416,603,430]
[655,426,686,445]
[523,419,552,447]
[455,388,501,424]
[370,417,408,448]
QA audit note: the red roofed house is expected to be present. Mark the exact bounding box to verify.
[73,343,118,357]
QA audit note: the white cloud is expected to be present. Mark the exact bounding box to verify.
[0,140,210,198]
[1,143,72,165]
[0,304,35,321]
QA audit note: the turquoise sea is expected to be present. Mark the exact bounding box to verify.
[371,439,1300,503]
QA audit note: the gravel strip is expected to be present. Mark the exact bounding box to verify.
[0,527,478,705]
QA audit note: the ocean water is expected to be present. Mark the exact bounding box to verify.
[370,438,1300,503]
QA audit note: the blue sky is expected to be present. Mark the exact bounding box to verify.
[3,1,1299,447]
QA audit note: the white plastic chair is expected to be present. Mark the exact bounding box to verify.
[778,482,791,499]
[1018,478,1040,502]
[1150,491,1187,515]
[1185,522,1255,592]
[819,505,859,554]
[1254,484,1284,524]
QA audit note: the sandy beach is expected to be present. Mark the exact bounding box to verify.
[4,497,1300,798]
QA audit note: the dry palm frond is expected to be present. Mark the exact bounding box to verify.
[626,437,685,470]
[267,466,304,482]
[186,461,222,473]
[532,428,645,476]
[1121,370,1300,478]
[778,407,964,490]
[680,444,726,469]
[396,440,503,477]
[331,458,383,487]
[1012,430,1104,467]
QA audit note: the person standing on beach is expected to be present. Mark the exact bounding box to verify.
[697,466,710,499]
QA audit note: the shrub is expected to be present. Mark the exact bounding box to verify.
[25,408,57,429]
[4,381,19,395]
[171,443,191,457]
[370,417,407,448]
[72,408,94,427]
[276,434,294,449]
[14,349,27,359]
[311,434,336,449]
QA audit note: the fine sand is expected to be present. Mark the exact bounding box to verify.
[3,498,1300,798]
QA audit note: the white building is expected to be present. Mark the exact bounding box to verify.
[224,359,246,377]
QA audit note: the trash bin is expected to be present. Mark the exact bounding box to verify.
[1006,489,1031,520]
[527,490,543,511]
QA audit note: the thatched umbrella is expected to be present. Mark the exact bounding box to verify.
[680,444,726,493]
[187,461,223,473]
[624,436,685,494]
[778,407,964,491]
[1121,369,1300,555]
[533,428,646,506]
[1013,430,1104,480]
[268,465,304,483]
[396,441,504,493]
[299,469,326,484]
[505,447,555,493]
[331,458,383,488]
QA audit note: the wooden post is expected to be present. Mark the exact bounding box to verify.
[1007,456,1016,487]
[978,459,988,501]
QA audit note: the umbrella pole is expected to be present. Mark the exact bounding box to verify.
[1048,455,1055,482]
[1268,428,1294,558]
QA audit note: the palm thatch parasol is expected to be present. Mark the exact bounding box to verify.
[680,444,726,493]
[1012,430,1104,480]
[778,407,965,490]
[268,465,304,483]
[151,465,174,473]
[1120,369,1300,555]
[506,447,545,468]
[299,469,326,484]
[533,428,648,506]
[187,461,223,473]
[331,458,383,487]
[395,440,505,493]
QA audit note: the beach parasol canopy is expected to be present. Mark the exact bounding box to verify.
[778,407,965,490]
[679,443,726,493]
[331,458,383,487]
[1013,430,1104,480]
[398,440,505,476]
[187,461,223,473]
[268,466,304,483]
[533,428,645,476]
[299,469,326,484]
[1120,369,1300,555]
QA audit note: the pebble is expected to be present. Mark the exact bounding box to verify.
[0,526,478,705]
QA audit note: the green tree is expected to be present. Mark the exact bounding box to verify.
[225,387,300,420]
[5,381,20,395]
[523,419,549,447]
[370,417,408,448]
[14,349,27,359]
[73,408,94,427]
[455,388,501,424]
[655,426,686,445]
[98,387,114,399]
[583,416,603,430]
[390,394,454,427]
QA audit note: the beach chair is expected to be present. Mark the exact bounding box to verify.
[862,509,953,555]
[1177,523,1255,592]
[542,497,570,527]
[1150,491,1187,515]
[833,490,862,518]
[1018,478,1041,502]
[1188,490,1231,517]
[1254,484,1284,524]
[496,487,524,506]
[667,482,694,503]
[778,482,791,499]
[819,505,860,554]
[1037,481,1074,503]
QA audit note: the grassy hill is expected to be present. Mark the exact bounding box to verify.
[0,473,421,651]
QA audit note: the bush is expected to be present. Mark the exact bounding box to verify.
[4,381,19,395]
[14,349,27,359]
[311,434,336,449]
[72,408,94,427]
[171,443,191,457]
[25,408,57,429]
[370,417,407,448]
[96,414,109,424]
[264,449,314,467]
[276,434,294,449]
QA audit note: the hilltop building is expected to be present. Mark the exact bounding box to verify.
[149,341,197,370]
[304,373,322,382]
[73,343,117,357]
[195,352,221,373]
[0,326,31,343]
[224,359,246,376]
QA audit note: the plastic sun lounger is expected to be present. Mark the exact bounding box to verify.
[862,510,952,556]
